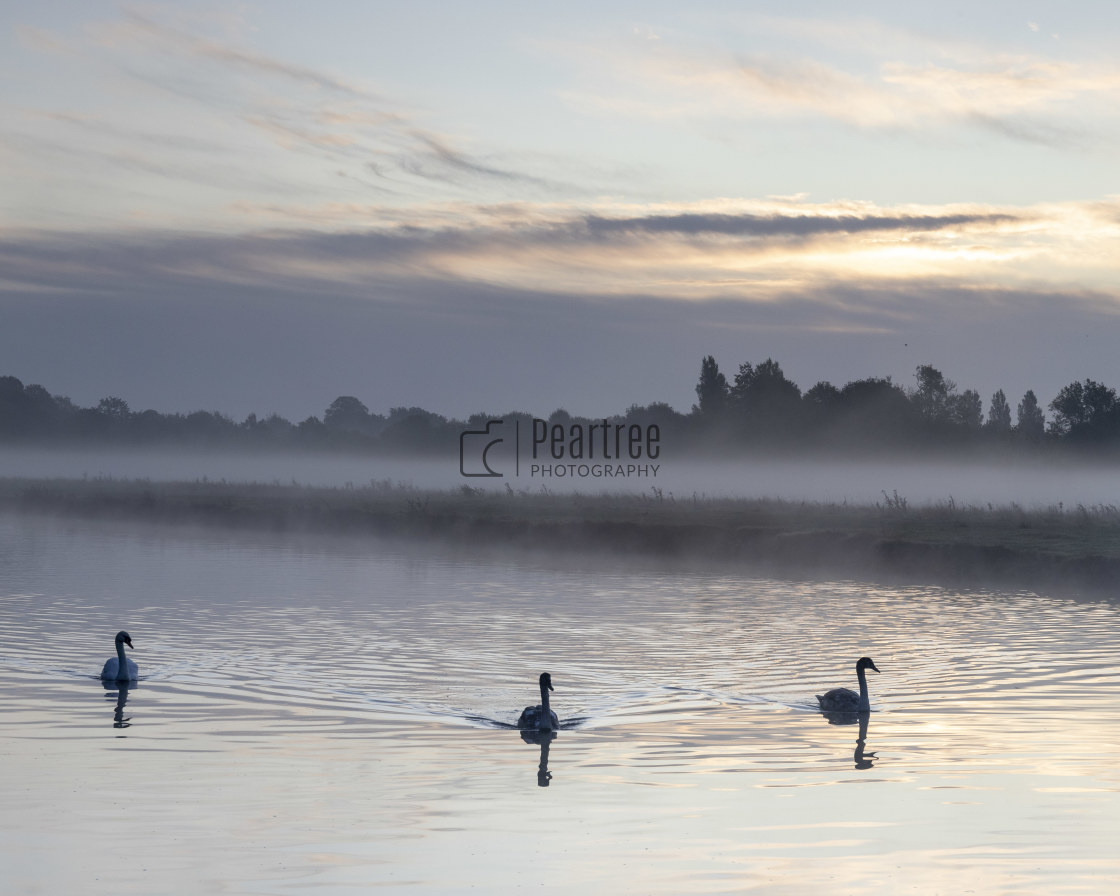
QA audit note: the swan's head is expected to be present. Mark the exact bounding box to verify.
[539,672,553,691]
[115,631,134,649]
[856,656,879,673]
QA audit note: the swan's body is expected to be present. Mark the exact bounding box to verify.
[816,656,879,713]
[100,630,138,682]
[517,672,558,731]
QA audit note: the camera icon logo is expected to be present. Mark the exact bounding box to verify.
[459,419,507,477]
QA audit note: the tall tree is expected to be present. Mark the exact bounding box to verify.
[910,364,956,425]
[952,389,983,430]
[694,355,729,418]
[1016,390,1045,439]
[986,389,1012,432]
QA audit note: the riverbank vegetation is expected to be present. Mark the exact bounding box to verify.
[4,477,1118,596]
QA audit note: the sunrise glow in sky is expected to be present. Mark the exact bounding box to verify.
[2,2,1118,419]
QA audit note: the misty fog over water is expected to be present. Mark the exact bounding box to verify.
[2,446,1118,508]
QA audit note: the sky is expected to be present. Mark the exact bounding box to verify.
[2,1,1118,422]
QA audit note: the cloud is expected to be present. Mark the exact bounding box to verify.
[7,5,563,227]
[399,133,564,190]
[581,210,1021,238]
[879,59,1120,141]
[109,8,380,100]
[1,198,1112,309]
[555,17,1120,145]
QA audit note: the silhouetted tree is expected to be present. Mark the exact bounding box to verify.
[1016,390,1045,440]
[826,377,915,445]
[804,381,840,407]
[295,415,328,447]
[324,396,373,433]
[182,411,237,444]
[1048,379,1119,442]
[0,376,28,438]
[910,365,955,425]
[132,408,171,442]
[21,385,62,435]
[624,402,687,438]
[730,358,802,437]
[0,376,23,399]
[256,414,295,438]
[803,381,841,429]
[694,356,729,418]
[986,390,1012,432]
[380,407,451,453]
[0,379,67,438]
[98,397,131,420]
[952,389,983,430]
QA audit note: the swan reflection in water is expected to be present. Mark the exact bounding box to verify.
[819,710,876,769]
[519,727,557,787]
[853,712,874,769]
[102,680,135,730]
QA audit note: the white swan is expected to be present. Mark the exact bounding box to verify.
[517,672,559,731]
[816,656,879,713]
[100,630,138,682]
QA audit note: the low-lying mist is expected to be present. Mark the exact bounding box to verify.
[2,445,1117,510]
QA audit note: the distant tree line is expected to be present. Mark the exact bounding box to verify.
[0,377,462,454]
[692,356,1120,451]
[1,360,1119,457]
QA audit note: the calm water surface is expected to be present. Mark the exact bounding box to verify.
[2,510,1119,894]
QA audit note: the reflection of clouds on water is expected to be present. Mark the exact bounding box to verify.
[820,709,876,769]
[102,680,135,730]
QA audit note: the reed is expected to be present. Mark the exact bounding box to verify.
[3,476,1118,595]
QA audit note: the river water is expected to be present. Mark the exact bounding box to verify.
[2,510,1119,894]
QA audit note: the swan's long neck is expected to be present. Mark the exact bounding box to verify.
[539,681,552,730]
[856,666,870,712]
[115,639,129,681]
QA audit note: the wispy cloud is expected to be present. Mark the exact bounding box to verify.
[111,8,381,99]
[5,5,566,229]
[554,16,1120,146]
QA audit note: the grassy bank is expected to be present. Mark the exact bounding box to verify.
[2,477,1119,596]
